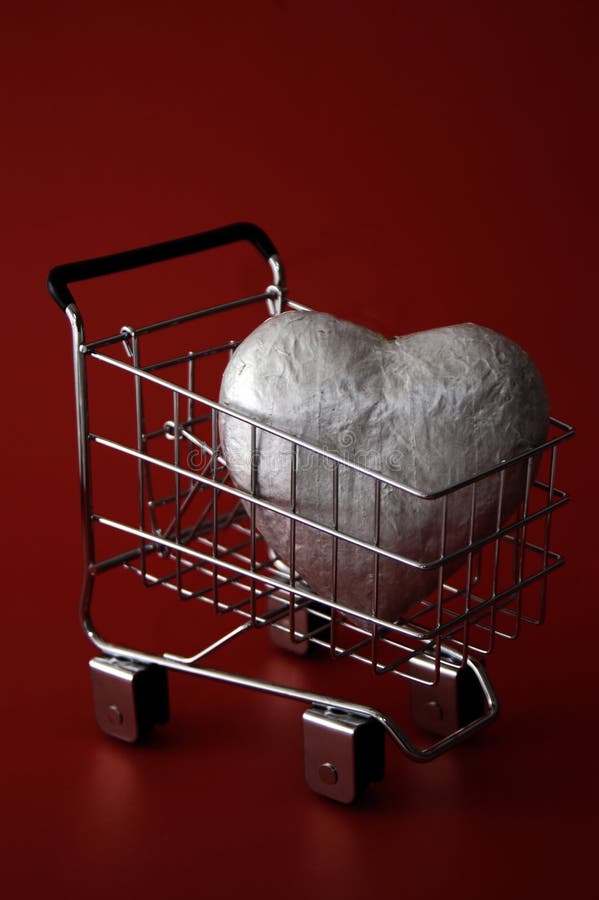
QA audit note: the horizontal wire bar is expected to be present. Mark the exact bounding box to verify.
[163,622,253,664]
[86,348,574,498]
[93,513,443,639]
[82,292,273,351]
[124,560,295,621]
[85,631,499,763]
[90,430,570,572]
[96,503,556,650]
[143,341,241,373]
[416,558,564,638]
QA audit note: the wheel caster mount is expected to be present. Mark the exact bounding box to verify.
[87,646,497,804]
[89,656,169,743]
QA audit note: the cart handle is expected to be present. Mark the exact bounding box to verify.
[47,222,282,312]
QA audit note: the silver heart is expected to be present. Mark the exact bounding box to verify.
[219,312,548,624]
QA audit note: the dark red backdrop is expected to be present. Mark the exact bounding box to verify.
[2,2,597,898]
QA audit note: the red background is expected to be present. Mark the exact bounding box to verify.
[2,2,597,897]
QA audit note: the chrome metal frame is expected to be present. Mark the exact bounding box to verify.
[52,223,574,768]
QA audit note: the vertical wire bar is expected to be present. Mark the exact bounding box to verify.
[288,440,298,640]
[173,391,182,597]
[69,309,96,570]
[488,469,506,654]
[129,332,149,584]
[548,445,557,506]
[512,456,534,639]
[127,332,159,542]
[249,423,258,623]
[462,482,477,662]
[330,460,340,658]
[434,495,448,682]
[509,499,524,638]
[371,478,381,670]
[67,307,98,640]
[472,549,482,587]
[538,445,558,624]
[187,352,196,494]
[211,408,220,610]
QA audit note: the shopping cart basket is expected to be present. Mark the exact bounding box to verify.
[48,223,574,803]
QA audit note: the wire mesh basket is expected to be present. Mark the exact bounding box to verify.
[49,223,573,803]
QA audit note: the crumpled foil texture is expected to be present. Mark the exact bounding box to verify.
[219,311,548,623]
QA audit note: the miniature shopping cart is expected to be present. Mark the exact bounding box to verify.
[48,223,573,804]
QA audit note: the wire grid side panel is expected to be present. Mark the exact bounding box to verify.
[250,434,569,676]
[86,331,570,680]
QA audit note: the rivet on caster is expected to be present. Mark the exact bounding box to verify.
[303,706,385,803]
[89,657,169,743]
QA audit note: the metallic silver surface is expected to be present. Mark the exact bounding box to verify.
[303,706,385,803]
[89,657,168,742]
[55,231,573,796]
[319,763,338,785]
[268,253,285,290]
[66,304,95,585]
[409,653,486,737]
[219,311,549,622]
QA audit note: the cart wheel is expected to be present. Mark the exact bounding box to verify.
[89,657,169,743]
[408,653,487,737]
[303,706,385,803]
